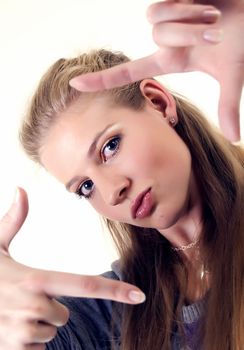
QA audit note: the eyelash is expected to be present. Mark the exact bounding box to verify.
[75,135,121,199]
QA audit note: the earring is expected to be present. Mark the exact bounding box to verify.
[169,116,177,127]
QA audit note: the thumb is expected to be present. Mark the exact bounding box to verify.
[0,187,29,254]
[218,69,243,142]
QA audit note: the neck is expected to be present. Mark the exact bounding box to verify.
[158,171,203,262]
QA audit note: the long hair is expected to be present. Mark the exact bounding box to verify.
[19,49,244,349]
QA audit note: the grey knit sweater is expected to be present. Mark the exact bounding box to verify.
[46,260,206,349]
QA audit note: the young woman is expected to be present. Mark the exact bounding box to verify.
[11,49,242,349]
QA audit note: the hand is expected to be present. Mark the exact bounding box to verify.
[70,0,244,142]
[0,188,145,350]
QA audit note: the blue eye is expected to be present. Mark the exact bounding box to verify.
[101,136,121,161]
[76,179,94,199]
[75,136,121,200]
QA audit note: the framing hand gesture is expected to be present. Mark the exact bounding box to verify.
[0,188,145,349]
[70,0,244,142]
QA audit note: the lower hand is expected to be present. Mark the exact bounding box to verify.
[0,188,145,349]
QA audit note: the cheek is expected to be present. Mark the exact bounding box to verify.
[90,196,124,220]
[126,134,191,190]
[121,140,161,176]
[90,196,106,215]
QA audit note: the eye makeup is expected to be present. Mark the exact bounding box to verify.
[75,135,122,199]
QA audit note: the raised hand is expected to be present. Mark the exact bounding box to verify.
[70,0,244,142]
[0,188,145,349]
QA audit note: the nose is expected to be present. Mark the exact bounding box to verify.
[98,173,131,206]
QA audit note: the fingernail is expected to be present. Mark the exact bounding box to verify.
[203,29,223,43]
[69,78,81,89]
[70,76,91,89]
[128,290,146,303]
[203,9,221,22]
[14,188,20,203]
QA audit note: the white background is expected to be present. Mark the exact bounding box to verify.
[0,0,243,275]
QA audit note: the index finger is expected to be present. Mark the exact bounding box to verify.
[175,0,194,3]
[69,52,165,91]
[27,270,146,305]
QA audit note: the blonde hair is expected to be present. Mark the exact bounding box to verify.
[20,50,144,163]
[20,49,244,350]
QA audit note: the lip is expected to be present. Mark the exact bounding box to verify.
[131,188,153,219]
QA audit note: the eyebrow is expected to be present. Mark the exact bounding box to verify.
[65,123,115,191]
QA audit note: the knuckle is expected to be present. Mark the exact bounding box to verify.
[147,2,169,22]
[193,30,202,45]
[21,271,47,292]
[219,104,239,120]
[29,301,47,318]
[21,323,37,343]
[118,66,132,85]
[79,276,98,293]
[110,284,125,301]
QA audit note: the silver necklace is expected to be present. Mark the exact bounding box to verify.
[171,238,199,251]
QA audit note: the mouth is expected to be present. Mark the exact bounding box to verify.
[131,187,153,219]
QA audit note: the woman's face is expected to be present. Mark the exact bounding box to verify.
[40,81,194,231]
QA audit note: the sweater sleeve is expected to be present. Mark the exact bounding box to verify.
[45,269,122,350]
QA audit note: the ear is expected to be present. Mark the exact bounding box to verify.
[139,79,178,125]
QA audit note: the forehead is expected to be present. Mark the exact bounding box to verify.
[61,94,114,124]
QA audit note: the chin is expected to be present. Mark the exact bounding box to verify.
[153,205,186,231]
